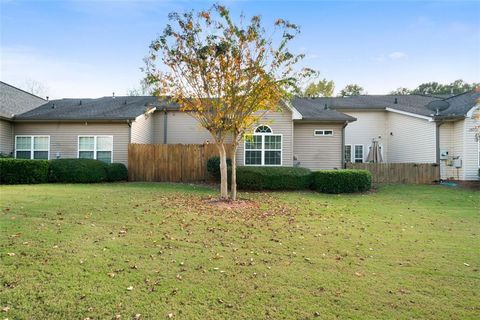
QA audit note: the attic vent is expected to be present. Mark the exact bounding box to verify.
[394,98,398,104]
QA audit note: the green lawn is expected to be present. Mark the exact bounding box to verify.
[1,183,479,319]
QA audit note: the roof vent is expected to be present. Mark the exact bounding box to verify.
[112,92,115,99]
[46,96,49,101]
[124,99,127,105]
[324,103,328,110]
[394,98,398,104]
[79,100,82,105]
[51,103,56,109]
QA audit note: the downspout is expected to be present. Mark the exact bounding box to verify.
[127,120,132,142]
[435,121,443,181]
[163,108,168,144]
[341,121,348,169]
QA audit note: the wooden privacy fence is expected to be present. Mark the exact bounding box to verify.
[346,163,439,184]
[128,143,232,182]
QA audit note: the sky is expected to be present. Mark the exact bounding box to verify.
[1,0,479,99]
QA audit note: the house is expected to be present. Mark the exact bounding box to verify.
[0,82,46,155]
[309,91,479,180]
[1,80,478,181]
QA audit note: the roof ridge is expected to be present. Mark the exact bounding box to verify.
[0,81,47,101]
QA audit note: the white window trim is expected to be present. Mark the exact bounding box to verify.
[15,135,50,160]
[344,144,353,163]
[244,127,283,166]
[77,135,114,163]
[354,144,364,163]
[314,129,334,137]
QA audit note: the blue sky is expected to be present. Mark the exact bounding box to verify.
[1,0,479,98]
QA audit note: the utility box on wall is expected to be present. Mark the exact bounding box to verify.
[453,158,462,168]
[440,150,449,160]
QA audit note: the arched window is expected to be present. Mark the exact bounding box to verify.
[255,125,272,134]
[245,125,282,166]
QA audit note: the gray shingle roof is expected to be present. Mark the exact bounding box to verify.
[15,96,177,121]
[0,81,46,119]
[290,97,357,122]
[302,91,479,119]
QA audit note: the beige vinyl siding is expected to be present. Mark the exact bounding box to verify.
[237,110,294,166]
[293,123,343,170]
[131,114,154,144]
[153,112,165,144]
[152,111,214,144]
[343,111,388,161]
[386,112,436,163]
[0,119,13,155]
[14,122,130,165]
[463,117,479,180]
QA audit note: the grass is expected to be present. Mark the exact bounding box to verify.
[0,183,479,319]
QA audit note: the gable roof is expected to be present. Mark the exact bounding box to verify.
[0,81,46,119]
[290,97,357,122]
[302,91,479,119]
[15,96,176,121]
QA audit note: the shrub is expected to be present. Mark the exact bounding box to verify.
[105,163,128,182]
[0,158,49,184]
[207,156,232,181]
[311,169,372,194]
[235,166,312,190]
[48,159,107,183]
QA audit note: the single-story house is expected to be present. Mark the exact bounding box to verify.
[1,80,478,181]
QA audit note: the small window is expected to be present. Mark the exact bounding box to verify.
[314,129,334,136]
[15,136,49,160]
[344,145,352,163]
[78,136,113,164]
[354,145,364,163]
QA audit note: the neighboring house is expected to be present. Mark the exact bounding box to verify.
[0,81,46,155]
[1,79,478,181]
[310,92,479,180]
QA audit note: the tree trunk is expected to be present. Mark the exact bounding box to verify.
[217,143,229,200]
[231,143,238,201]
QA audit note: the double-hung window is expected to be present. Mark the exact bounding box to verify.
[78,136,113,164]
[15,136,49,160]
[244,125,282,166]
[344,145,352,163]
[354,145,364,163]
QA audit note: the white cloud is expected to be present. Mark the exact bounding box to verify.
[388,52,407,60]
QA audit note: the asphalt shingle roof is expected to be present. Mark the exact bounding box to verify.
[290,97,357,122]
[0,81,46,119]
[301,91,479,119]
[15,96,177,121]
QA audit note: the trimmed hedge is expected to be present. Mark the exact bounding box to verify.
[235,166,312,190]
[207,156,232,181]
[48,159,108,183]
[0,158,49,184]
[106,163,128,182]
[311,169,372,194]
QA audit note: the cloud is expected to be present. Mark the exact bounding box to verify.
[388,52,407,60]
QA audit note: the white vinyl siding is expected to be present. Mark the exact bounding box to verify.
[386,112,436,163]
[463,117,480,180]
[131,113,154,144]
[14,122,129,165]
[15,135,49,160]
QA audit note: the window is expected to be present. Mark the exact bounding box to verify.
[314,129,334,136]
[78,136,113,163]
[354,145,364,163]
[344,145,352,163]
[15,136,49,160]
[244,125,282,166]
